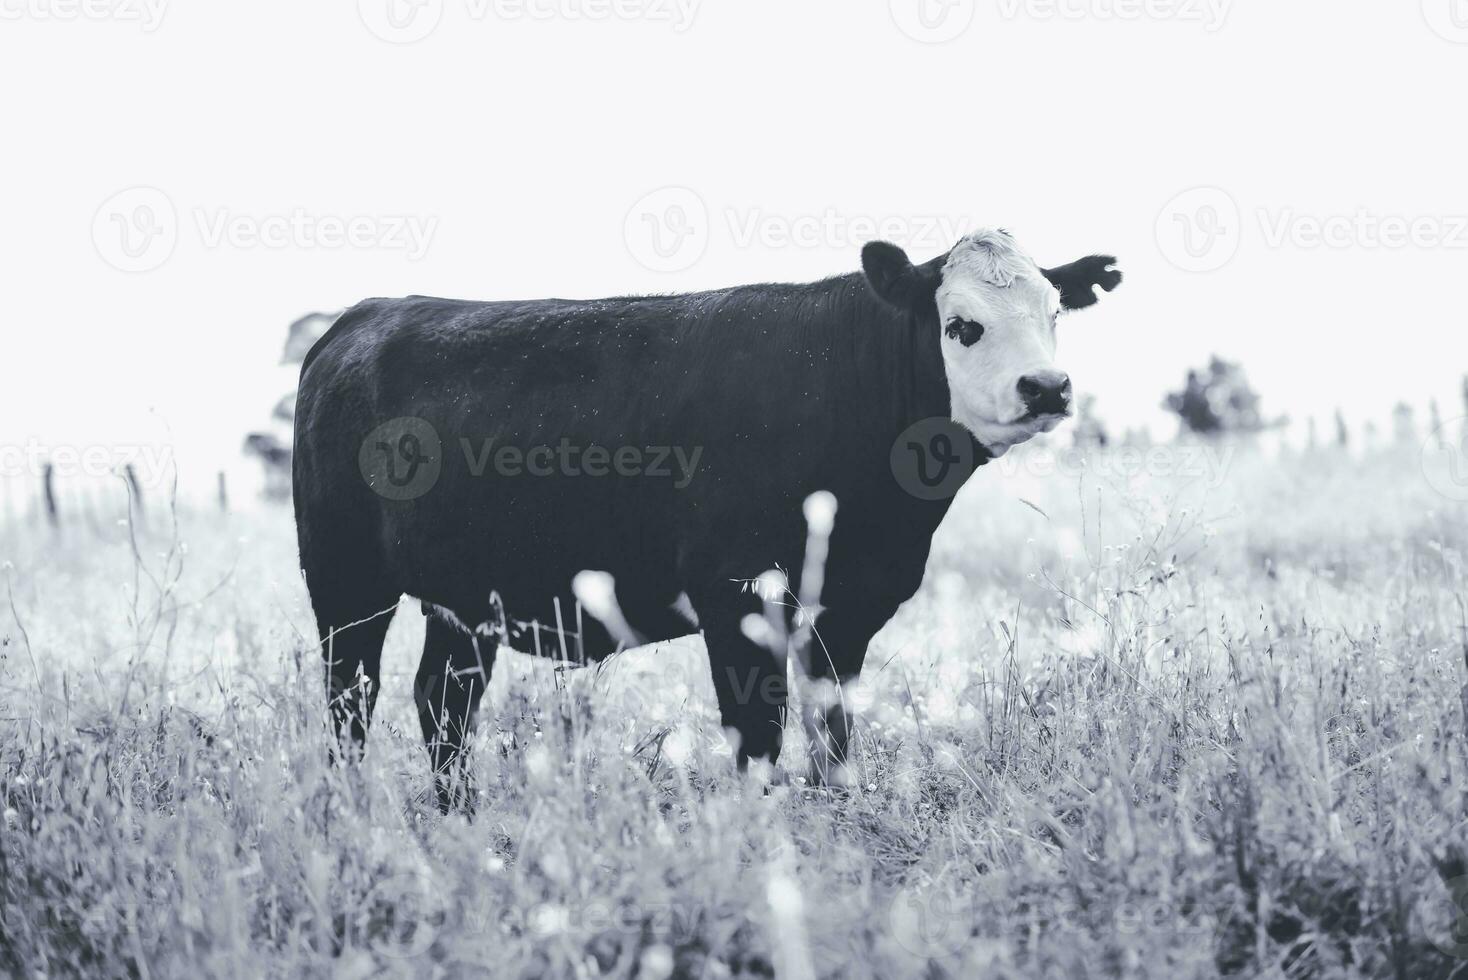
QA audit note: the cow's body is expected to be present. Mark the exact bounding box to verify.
[294,236,1118,807]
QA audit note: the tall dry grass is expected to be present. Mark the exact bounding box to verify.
[2,437,1467,978]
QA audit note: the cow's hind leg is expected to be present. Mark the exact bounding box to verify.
[307,568,400,760]
[699,603,789,769]
[317,600,398,759]
[415,613,494,813]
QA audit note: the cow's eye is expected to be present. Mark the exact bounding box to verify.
[944,317,985,347]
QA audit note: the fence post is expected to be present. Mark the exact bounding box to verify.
[42,462,58,529]
[217,470,229,514]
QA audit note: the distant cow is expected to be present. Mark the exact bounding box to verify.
[293,229,1120,809]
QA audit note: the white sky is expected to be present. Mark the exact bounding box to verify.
[2,0,1466,499]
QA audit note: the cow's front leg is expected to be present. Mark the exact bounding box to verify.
[799,601,893,784]
[701,606,789,769]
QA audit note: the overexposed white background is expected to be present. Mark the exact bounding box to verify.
[2,0,1465,499]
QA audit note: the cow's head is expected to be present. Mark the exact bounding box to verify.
[863,229,1120,455]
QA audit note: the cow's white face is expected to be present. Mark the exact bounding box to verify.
[937,230,1071,456]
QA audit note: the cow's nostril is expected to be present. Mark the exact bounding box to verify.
[1017,372,1072,415]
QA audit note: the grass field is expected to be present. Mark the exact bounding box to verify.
[3,437,1467,978]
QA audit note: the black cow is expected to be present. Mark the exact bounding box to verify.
[293,228,1119,808]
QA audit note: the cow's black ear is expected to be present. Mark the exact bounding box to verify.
[1042,255,1122,311]
[862,241,940,314]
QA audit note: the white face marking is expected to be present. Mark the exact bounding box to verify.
[936,230,1068,456]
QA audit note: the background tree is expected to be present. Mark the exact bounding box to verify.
[243,311,339,500]
[1163,356,1279,437]
[1071,394,1110,449]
